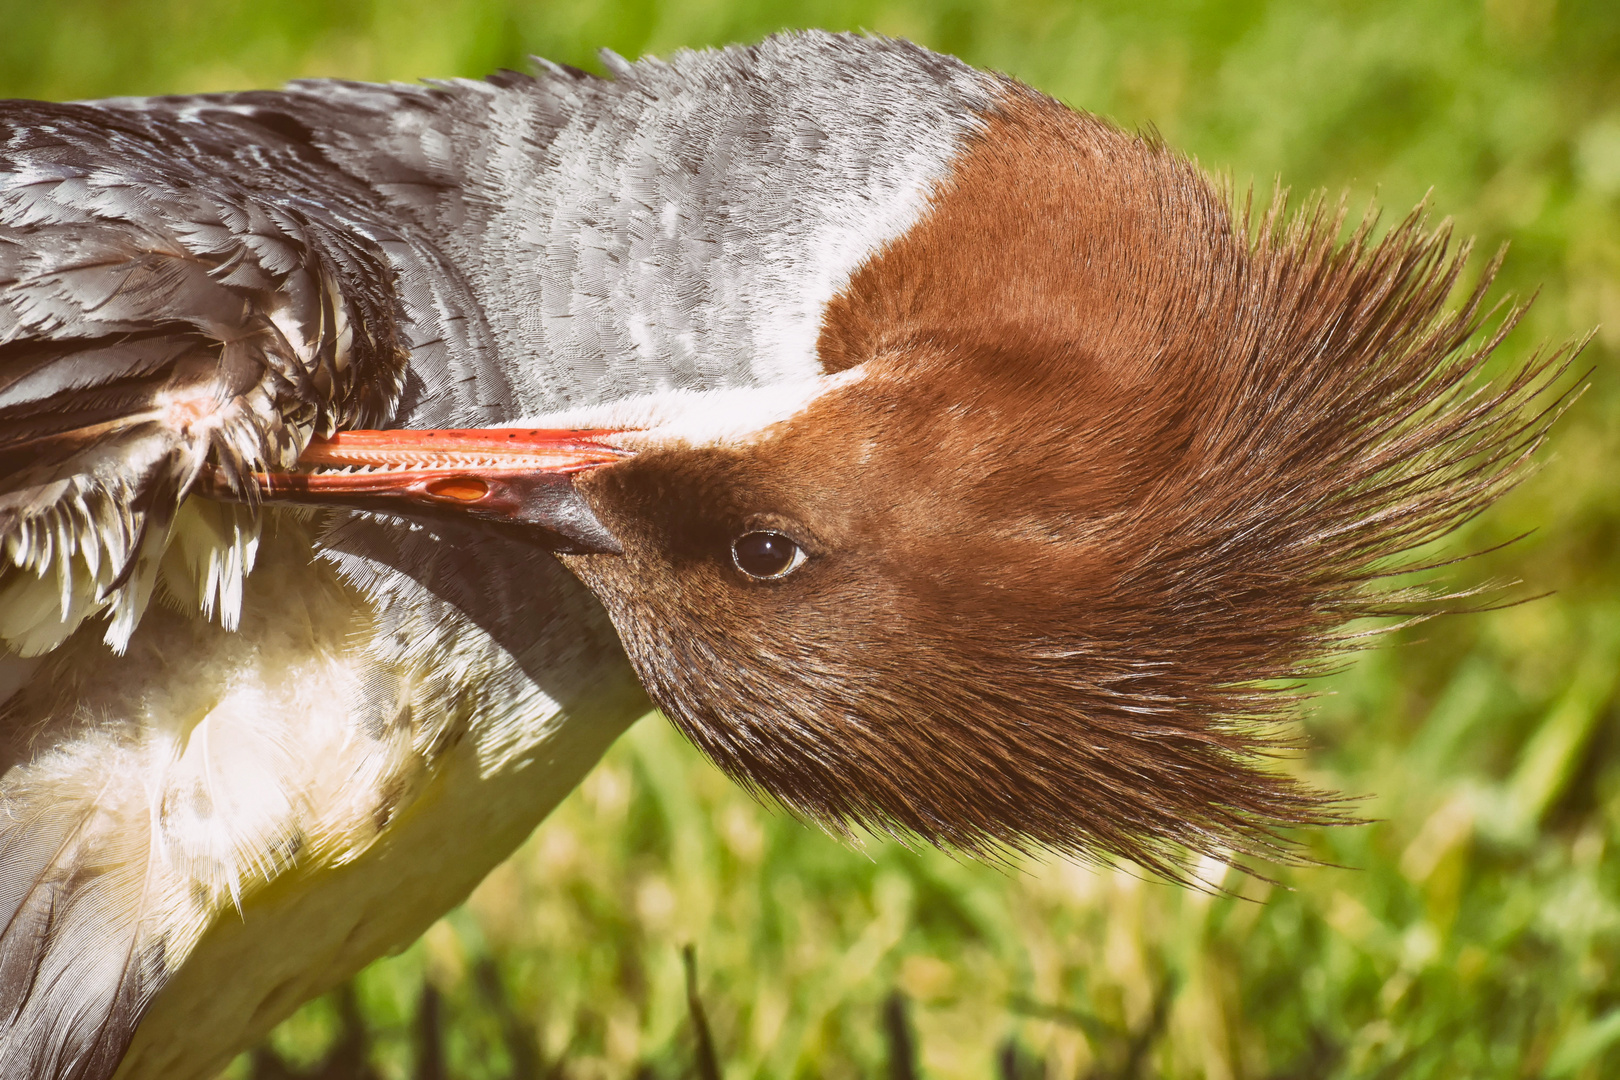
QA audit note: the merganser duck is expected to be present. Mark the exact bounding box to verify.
[0,31,1570,1080]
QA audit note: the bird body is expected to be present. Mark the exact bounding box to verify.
[0,31,1567,1080]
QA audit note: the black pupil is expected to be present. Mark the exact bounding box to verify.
[733,531,798,578]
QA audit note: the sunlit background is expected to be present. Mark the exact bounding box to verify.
[4,0,1618,1076]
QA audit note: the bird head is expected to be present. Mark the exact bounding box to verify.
[237,87,1570,877]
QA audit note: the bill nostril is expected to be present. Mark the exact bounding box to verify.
[425,476,490,502]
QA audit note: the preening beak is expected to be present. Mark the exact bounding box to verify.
[203,428,632,554]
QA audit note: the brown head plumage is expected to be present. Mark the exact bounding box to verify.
[559,83,1570,879]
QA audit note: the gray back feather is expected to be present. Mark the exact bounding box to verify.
[290,33,996,416]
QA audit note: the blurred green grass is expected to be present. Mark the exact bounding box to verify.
[5,0,1619,1076]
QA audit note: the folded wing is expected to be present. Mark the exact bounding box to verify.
[0,100,407,655]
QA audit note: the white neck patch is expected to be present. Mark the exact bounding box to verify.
[499,365,868,452]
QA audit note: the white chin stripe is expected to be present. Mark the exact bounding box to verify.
[502,366,867,451]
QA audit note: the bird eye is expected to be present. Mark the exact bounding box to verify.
[731,531,807,580]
